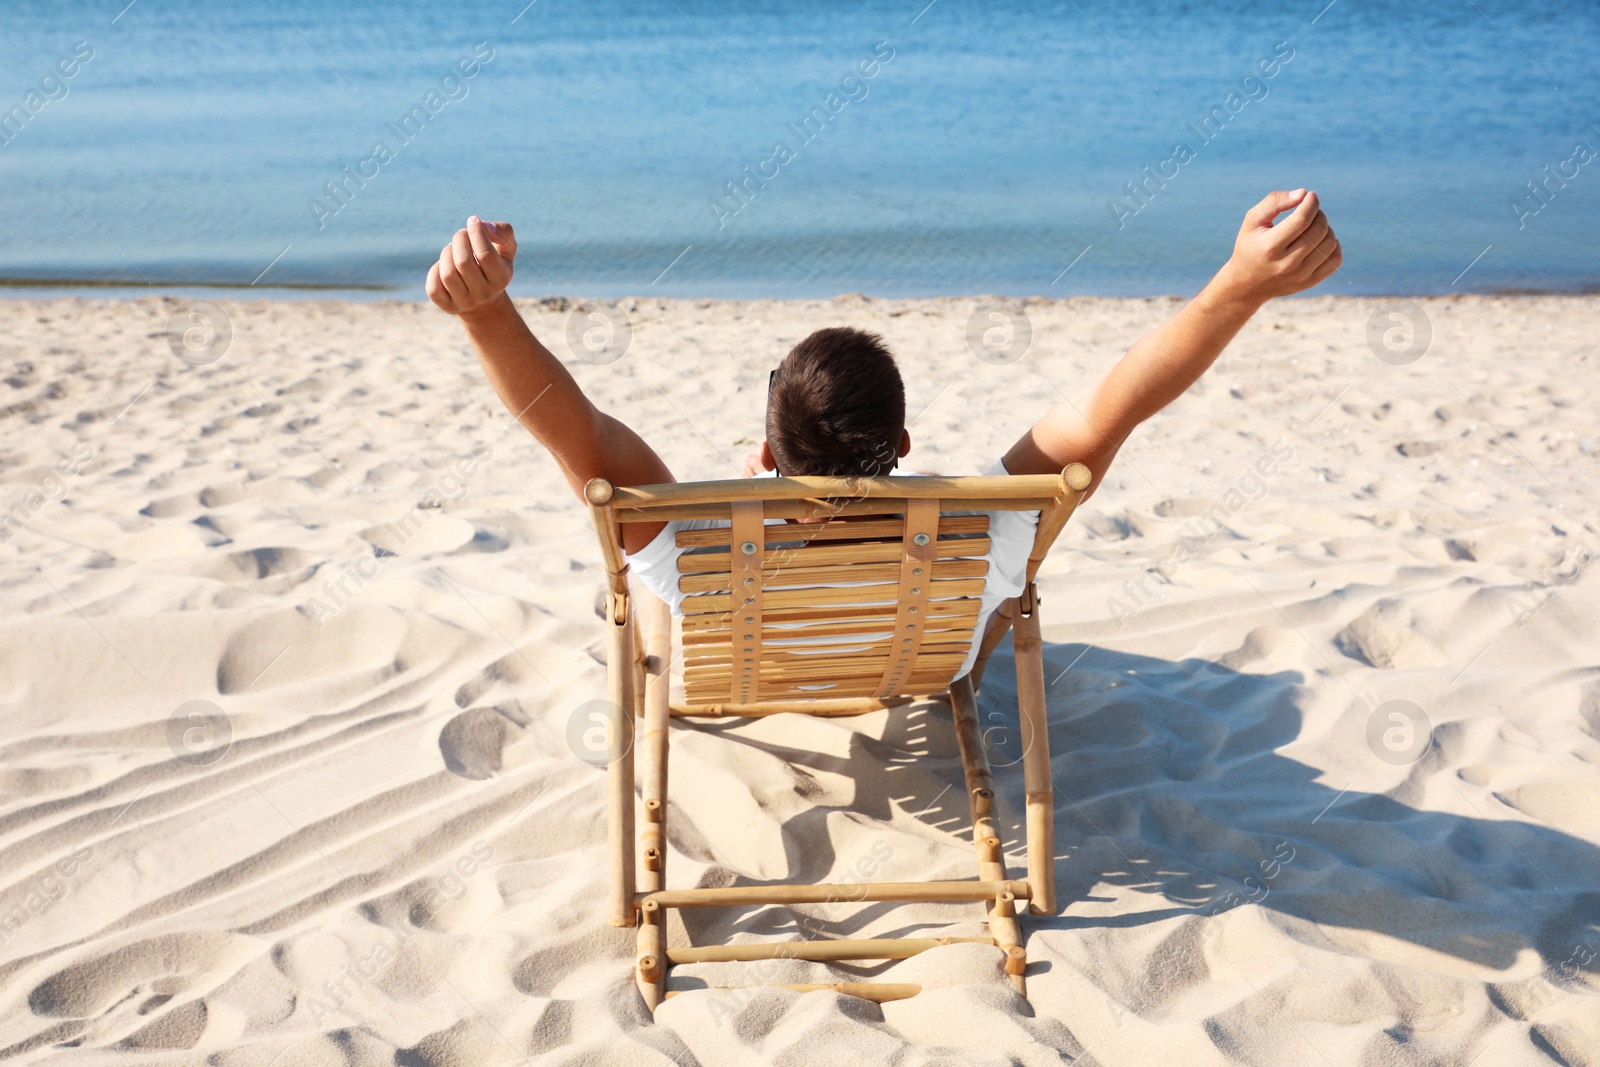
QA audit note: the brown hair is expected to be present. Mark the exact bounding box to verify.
[766,327,905,477]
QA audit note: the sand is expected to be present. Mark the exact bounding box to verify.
[0,292,1596,1066]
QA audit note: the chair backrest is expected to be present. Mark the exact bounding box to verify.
[586,465,1090,705]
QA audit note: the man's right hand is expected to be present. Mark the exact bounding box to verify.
[1216,189,1341,303]
[426,216,517,315]
[1004,187,1340,492]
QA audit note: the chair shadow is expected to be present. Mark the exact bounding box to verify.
[986,641,1597,978]
[668,641,1600,981]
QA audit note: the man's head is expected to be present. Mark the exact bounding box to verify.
[763,327,909,477]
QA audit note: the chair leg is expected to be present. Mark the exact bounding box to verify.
[635,590,672,1009]
[607,593,637,928]
[637,899,664,1009]
[949,676,1026,994]
[1013,583,1056,916]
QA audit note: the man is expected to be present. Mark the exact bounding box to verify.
[425,190,1340,674]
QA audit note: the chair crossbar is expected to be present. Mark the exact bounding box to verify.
[668,936,994,965]
[664,982,922,1003]
[618,495,1060,524]
[640,879,1031,910]
[606,472,1071,509]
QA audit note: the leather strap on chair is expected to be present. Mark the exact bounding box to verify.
[873,498,940,697]
[729,500,765,703]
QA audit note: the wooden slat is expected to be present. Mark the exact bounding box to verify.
[682,599,980,631]
[684,681,965,706]
[682,579,987,616]
[681,634,976,657]
[675,513,990,548]
[730,681,955,701]
[682,632,975,655]
[679,556,988,594]
[744,668,965,689]
[682,616,979,646]
[713,684,953,703]
[684,675,966,700]
[678,537,993,574]
[683,655,969,684]
[692,672,971,694]
[683,646,972,669]
[682,641,976,668]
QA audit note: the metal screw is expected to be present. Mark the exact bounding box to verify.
[912,532,930,546]
[741,541,758,555]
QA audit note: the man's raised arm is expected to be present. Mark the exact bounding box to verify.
[1004,189,1342,496]
[426,217,672,553]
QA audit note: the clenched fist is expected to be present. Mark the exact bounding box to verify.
[1217,189,1342,302]
[426,216,517,315]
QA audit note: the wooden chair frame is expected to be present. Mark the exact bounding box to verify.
[584,463,1091,1011]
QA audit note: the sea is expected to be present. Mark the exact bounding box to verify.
[1,0,1596,300]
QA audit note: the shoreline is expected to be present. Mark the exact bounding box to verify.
[2,282,1598,304]
[2,289,1599,308]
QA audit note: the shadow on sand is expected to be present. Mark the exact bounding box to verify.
[670,640,1599,984]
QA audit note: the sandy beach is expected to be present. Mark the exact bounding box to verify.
[1,293,1596,1065]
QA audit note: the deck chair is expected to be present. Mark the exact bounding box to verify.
[584,462,1092,1011]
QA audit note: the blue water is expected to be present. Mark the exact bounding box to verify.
[1,0,1596,299]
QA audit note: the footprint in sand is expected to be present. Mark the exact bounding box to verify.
[138,493,202,519]
[1335,599,1448,669]
[26,932,256,1052]
[116,998,207,1051]
[184,546,320,584]
[28,932,251,1021]
[439,707,527,780]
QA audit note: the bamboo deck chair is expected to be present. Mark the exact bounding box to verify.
[584,461,1091,1011]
